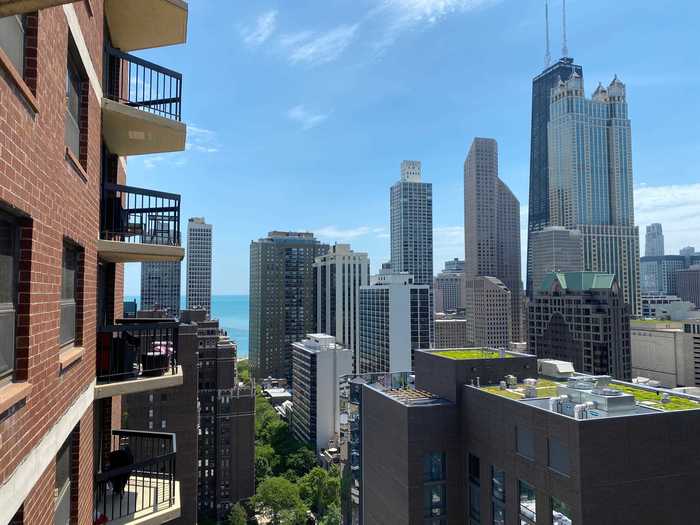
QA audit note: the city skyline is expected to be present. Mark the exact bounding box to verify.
[121,0,700,295]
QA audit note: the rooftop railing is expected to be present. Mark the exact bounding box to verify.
[94,430,177,523]
[105,46,182,121]
[97,319,179,384]
[100,183,181,246]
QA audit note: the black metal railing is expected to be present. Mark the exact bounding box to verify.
[100,183,181,246]
[105,46,182,121]
[94,430,177,523]
[97,320,179,384]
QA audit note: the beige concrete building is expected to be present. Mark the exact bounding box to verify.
[631,321,690,388]
[464,276,512,349]
[434,312,467,349]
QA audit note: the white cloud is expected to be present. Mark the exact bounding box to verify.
[282,24,359,66]
[287,105,330,130]
[241,10,278,47]
[143,155,166,169]
[315,225,376,240]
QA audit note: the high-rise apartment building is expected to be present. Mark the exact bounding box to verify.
[529,272,631,380]
[352,349,700,525]
[434,270,464,313]
[645,223,665,256]
[526,57,583,295]
[528,226,583,291]
[548,74,641,315]
[0,1,188,523]
[640,254,700,295]
[464,276,512,349]
[358,269,432,373]
[390,160,433,287]
[291,334,353,452]
[677,266,700,311]
[464,138,522,341]
[249,231,328,380]
[141,261,181,316]
[314,244,370,356]
[186,217,212,317]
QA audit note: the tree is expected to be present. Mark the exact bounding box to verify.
[253,477,308,524]
[227,503,247,525]
[319,504,342,525]
[285,447,316,478]
[299,467,340,516]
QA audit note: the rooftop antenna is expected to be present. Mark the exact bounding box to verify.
[544,0,551,67]
[561,0,569,57]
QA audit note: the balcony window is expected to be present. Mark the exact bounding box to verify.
[60,242,80,348]
[552,497,573,525]
[0,15,24,73]
[519,480,536,524]
[0,212,18,382]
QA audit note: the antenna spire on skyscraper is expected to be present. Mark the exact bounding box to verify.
[544,0,551,67]
[561,0,569,57]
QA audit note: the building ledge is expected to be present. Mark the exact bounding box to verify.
[0,381,32,415]
[104,0,188,52]
[0,45,38,113]
[59,346,84,373]
[96,239,185,263]
[96,480,180,525]
[94,366,183,400]
[0,0,77,16]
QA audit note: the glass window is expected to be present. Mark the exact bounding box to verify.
[548,438,570,476]
[0,15,25,74]
[0,214,18,381]
[424,452,446,482]
[519,480,536,524]
[423,484,446,518]
[469,482,480,523]
[54,437,71,525]
[469,453,480,484]
[65,46,84,160]
[60,243,78,347]
[491,466,505,502]
[552,497,572,525]
[492,501,505,525]
[516,426,535,460]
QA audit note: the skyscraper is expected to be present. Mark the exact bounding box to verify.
[141,261,181,315]
[547,74,641,315]
[390,160,433,287]
[186,217,212,317]
[249,231,329,379]
[645,223,665,256]
[528,226,583,292]
[526,57,583,296]
[444,258,465,273]
[464,276,512,349]
[464,138,522,341]
[434,270,464,313]
[314,243,370,358]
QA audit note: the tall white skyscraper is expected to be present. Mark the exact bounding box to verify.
[314,244,370,355]
[186,217,212,317]
[528,226,583,292]
[140,261,181,315]
[390,160,433,287]
[645,223,664,257]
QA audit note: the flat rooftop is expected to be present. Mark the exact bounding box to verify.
[432,348,515,360]
[372,385,451,407]
[480,374,700,419]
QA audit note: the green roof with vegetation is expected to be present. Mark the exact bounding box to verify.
[539,271,615,292]
[482,378,561,400]
[433,349,514,360]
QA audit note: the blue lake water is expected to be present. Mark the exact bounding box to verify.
[125,295,250,358]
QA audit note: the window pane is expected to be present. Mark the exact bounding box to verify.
[492,502,505,525]
[424,484,446,518]
[0,15,25,73]
[491,466,505,502]
[469,483,480,521]
[424,452,445,481]
[0,218,17,378]
[548,438,570,475]
[552,497,573,525]
[516,426,535,459]
[60,244,78,347]
[65,62,81,158]
[519,480,536,522]
[469,453,480,484]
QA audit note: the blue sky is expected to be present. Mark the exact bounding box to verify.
[124,0,700,295]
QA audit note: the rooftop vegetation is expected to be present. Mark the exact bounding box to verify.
[433,349,513,360]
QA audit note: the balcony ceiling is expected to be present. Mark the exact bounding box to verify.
[96,239,185,263]
[0,0,77,17]
[101,98,186,157]
[105,0,188,52]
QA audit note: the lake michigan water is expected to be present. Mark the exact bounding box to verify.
[125,295,250,358]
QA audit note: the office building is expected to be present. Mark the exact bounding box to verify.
[186,217,212,317]
[194,313,255,521]
[645,223,664,256]
[141,261,181,316]
[677,265,700,311]
[681,246,696,256]
[291,334,353,452]
[529,272,631,380]
[390,160,433,287]
[434,312,467,349]
[443,258,465,273]
[528,226,583,292]
[630,320,690,388]
[642,293,686,318]
[358,269,432,374]
[434,270,464,313]
[352,349,700,525]
[249,231,328,379]
[0,1,188,523]
[640,255,700,295]
[548,73,641,315]
[464,276,512,349]
[314,244,370,354]
[526,57,583,295]
[464,137,522,341]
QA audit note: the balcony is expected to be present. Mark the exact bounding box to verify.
[94,430,180,525]
[95,320,183,399]
[0,0,77,16]
[102,46,186,156]
[97,183,184,263]
[104,0,187,52]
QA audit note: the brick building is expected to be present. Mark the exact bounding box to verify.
[0,1,188,523]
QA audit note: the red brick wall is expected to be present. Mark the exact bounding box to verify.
[0,2,109,523]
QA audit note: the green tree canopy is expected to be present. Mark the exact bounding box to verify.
[227,502,247,525]
[253,476,308,525]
